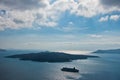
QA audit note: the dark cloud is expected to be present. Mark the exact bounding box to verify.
[13,19,24,24]
[100,0,120,7]
[0,0,48,10]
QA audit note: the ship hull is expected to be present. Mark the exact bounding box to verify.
[61,67,79,72]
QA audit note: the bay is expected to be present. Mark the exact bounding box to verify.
[0,50,120,80]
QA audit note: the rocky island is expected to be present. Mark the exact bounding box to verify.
[0,49,6,52]
[5,51,99,62]
[93,49,120,54]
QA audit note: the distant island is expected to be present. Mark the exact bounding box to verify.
[0,49,6,52]
[93,49,120,54]
[5,51,99,62]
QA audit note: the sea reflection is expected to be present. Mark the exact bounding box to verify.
[58,50,92,55]
[63,72,81,80]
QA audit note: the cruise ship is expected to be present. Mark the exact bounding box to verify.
[61,67,79,72]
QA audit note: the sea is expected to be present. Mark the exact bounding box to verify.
[0,50,120,80]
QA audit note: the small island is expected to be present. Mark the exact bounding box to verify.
[93,49,120,54]
[0,49,6,52]
[5,51,99,62]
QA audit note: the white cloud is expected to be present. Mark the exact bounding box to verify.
[99,15,109,22]
[0,10,35,30]
[56,21,88,32]
[110,15,120,21]
[70,0,100,17]
[68,21,74,25]
[0,0,120,31]
[70,0,120,17]
[89,34,103,38]
[99,15,120,22]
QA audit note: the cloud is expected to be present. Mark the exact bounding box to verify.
[0,0,49,10]
[34,10,58,27]
[68,21,74,25]
[13,19,24,24]
[60,26,88,32]
[0,0,58,30]
[0,0,120,31]
[0,10,35,30]
[89,34,103,38]
[99,15,109,22]
[100,0,120,8]
[110,15,120,21]
[56,21,88,32]
[99,15,120,22]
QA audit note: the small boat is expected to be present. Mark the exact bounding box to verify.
[61,67,79,72]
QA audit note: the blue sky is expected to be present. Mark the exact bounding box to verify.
[0,0,120,51]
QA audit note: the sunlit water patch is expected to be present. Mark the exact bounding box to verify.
[58,50,92,55]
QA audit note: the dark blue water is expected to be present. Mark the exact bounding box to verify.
[0,50,120,80]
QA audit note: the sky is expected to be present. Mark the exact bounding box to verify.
[0,0,120,51]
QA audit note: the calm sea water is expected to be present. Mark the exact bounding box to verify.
[0,50,120,80]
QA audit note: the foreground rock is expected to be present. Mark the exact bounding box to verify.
[5,51,99,62]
